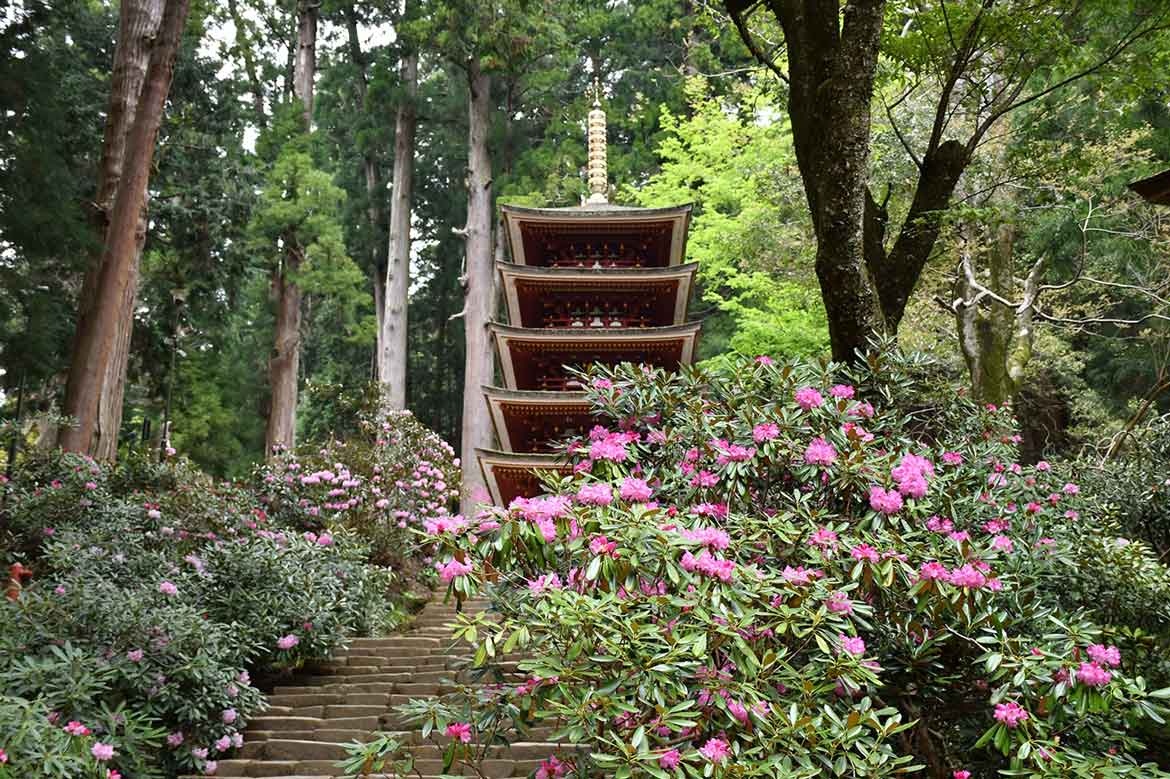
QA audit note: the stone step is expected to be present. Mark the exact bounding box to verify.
[238,738,350,761]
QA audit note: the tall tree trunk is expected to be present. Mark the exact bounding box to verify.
[771,0,887,363]
[60,0,189,456]
[460,60,495,513]
[343,6,391,385]
[265,0,316,457]
[380,49,418,407]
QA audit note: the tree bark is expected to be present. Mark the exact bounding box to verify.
[342,5,389,384]
[293,0,317,128]
[380,48,418,407]
[265,0,316,457]
[460,59,496,514]
[60,0,188,456]
[770,0,887,363]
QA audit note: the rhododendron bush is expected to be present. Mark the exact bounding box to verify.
[425,351,1170,778]
[257,406,460,567]
[0,450,392,778]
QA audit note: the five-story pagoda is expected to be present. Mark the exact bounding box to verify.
[476,93,700,506]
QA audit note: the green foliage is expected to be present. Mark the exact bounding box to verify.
[420,349,1170,776]
[0,450,393,776]
[632,79,828,360]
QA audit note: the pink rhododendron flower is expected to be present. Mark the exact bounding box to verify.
[941,451,964,466]
[851,544,879,563]
[691,502,728,518]
[424,515,468,535]
[221,708,237,724]
[535,755,567,779]
[926,515,954,533]
[127,649,144,662]
[804,437,838,466]
[699,738,730,763]
[1036,460,1051,471]
[794,387,824,410]
[1076,661,1112,687]
[159,581,178,597]
[826,591,853,614]
[446,722,472,743]
[839,634,866,656]
[947,564,988,589]
[752,423,780,442]
[575,481,613,507]
[64,721,91,736]
[659,749,681,769]
[589,535,617,556]
[214,736,231,752]
[755,355,774,365]
[954,772,971,779]
[993,701,1029,728]
[830,384,855,399]
[782,565,823,585]
[680,549,735,582]
[91,743,115,761]
[587,431,627,461]
[807,526,838,551]
[868,486,903,514]
[918,562,949,581]
[620,477,653,502]
[689,470,718,488]
[277,634,299,650]
[1087,644,1121,668]
[527,573,562,595]
[891,453,934,498]
[204,761,217,775]
[1063,482,1080,495]
[680,527,730,549]
[167,732,184,747]
[436,558,474,582]
[991,535,1014,553]
[728,700,749,723]
[711,438,756,463]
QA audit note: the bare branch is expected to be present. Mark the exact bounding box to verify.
[727,5,790,84]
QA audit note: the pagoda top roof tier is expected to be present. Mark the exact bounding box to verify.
[490,321,701,392]
[482,387,593,454]
[500,202,692,268]
[476,449,572,507]
[498,261,698,329]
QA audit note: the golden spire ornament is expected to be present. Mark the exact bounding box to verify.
[586,78,608,205]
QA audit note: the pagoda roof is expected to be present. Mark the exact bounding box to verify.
[497,261,699,328]
[500,202,693,268]
[476,448,573,506]
[490,321,702,392]
[483,386,594,453]
[1128,168,1170,205]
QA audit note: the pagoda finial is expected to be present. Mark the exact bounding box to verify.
[586,78,608,205]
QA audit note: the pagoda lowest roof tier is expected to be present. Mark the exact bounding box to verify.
[498,261,699,329]
[483,386,595,454]
[490,321,702,392]
[476,448,573,507]
[500,202,692,268]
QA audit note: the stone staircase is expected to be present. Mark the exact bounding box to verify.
[192,596,563,779]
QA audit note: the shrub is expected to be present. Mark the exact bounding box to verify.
[1075,413,1170,556]
[424,350,1170,778]
[257,405,460,567]
[0,450,393,777]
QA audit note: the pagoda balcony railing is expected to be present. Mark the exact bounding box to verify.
[540,241,659,269]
